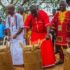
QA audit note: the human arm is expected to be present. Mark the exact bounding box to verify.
[67,12,70,46]
[5,16,10,40]
[41,10,51,39]
[24,14,32,39]
[12,15,24,39]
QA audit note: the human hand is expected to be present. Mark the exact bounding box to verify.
[46,35,50,40]
[24,34,27,39]
[12,34,17,39]
[7,36,11,41]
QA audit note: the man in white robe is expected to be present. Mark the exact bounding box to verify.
[5,4,26,65]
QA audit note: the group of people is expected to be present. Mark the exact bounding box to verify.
[0,0,70,68]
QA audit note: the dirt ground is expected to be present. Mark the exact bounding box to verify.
[14,64,63,70]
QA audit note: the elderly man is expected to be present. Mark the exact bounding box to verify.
[5,4,25,65]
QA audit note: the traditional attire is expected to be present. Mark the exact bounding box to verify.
[51,11,70,62]
[23,13,31,44]
[24,10,56,67]
[23,13,28,23]
[6,13,26,65]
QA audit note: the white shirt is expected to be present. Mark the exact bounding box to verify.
[6,13,24,41]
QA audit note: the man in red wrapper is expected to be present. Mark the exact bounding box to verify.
[51,1,70,64]
[24,5,56,68]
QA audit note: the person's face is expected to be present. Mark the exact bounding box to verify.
[19,10,24,15]
[31,9,38,17]
[6,7,14,15]
[59,2,66,11]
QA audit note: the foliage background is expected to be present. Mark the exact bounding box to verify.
[0,0,60,19]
